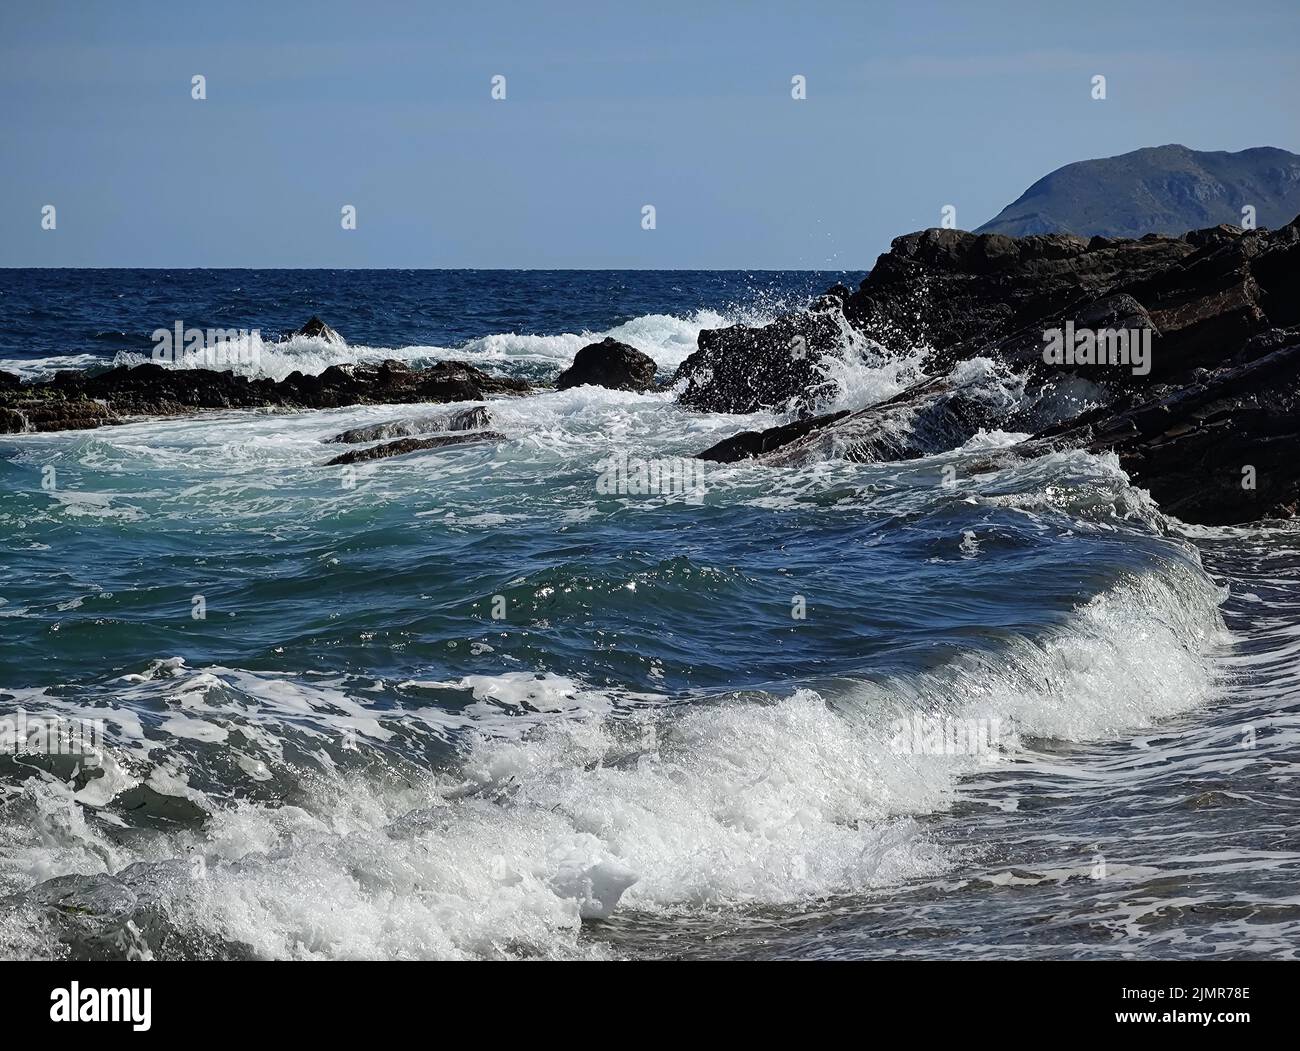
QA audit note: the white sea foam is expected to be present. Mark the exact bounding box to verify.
[813,313,929,413]
[0,353,103,381]
[0,550,1226,959]
[0,309,1250,960]
[0,316,712,386]
[7,303,936,430]
[88,309,736,386]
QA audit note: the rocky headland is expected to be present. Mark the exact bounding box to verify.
[690,217,1300,525]
[3,217,1297,524]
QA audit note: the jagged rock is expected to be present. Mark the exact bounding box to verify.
[698,411,851,463]
[555,338,658,392]
[1184,223,1248,249]
[674,227,1198,416]
[0,388,118,434]
[0,360,528,434]
[324,431,505,466]
[1033,327,1300,523]
[327,406,491,444]
[0,407,28,432]
[297,316,344,343]
[841,227,1195,375]
[699,367,1042,467]
[690,217,1300,525]
[675,308,847,415]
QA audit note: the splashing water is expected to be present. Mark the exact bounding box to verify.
[1,269,1296,960]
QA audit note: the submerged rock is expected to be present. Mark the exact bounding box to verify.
[327,405,491,444]
[555,337,658,392]
[324,430,505,466]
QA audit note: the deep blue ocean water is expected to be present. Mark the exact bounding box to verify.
[1,269,1298,960]
[0,269,852,370]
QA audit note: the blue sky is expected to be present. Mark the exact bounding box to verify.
[2,0,1297,268]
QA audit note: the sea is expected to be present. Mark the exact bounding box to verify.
[1,268,1298,960]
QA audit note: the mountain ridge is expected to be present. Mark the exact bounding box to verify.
[977,144,1300,238]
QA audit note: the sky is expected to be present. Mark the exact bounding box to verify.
[1,0,1297,269]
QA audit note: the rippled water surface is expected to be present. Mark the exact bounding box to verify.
[1,270,1296,960]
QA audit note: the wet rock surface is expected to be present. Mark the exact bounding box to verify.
[323,430,506,466]
[675,299,849,415]
[327,405,492,444]
[689,218,1300,525]
[555,337,658,392]
[0,323,529,435]
[296,315,344,342]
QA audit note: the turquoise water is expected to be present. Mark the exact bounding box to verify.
[2,271,1297,960]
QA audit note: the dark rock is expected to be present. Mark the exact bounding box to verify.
[555,338,658,392]
[324,431,505,466]
[327,405,491,444]
[0,357,528,435]
[819,284,853,305]
[688,216,1300,525]
[699,369,1043,468]
[1184,224,1247,249]
[0,407,29,433]
[447,405,494,431]
[297,316,343,343]
[51,370,88,393]
[1035,328,1300,523]
[698,411,851,463]
[674,225,1198,418]
[842,226,1191,375]
[0,371,21,390]
[675,311,847,415]
[0,386,118,434]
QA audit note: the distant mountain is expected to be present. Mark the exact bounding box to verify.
[977,145,1300,239]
